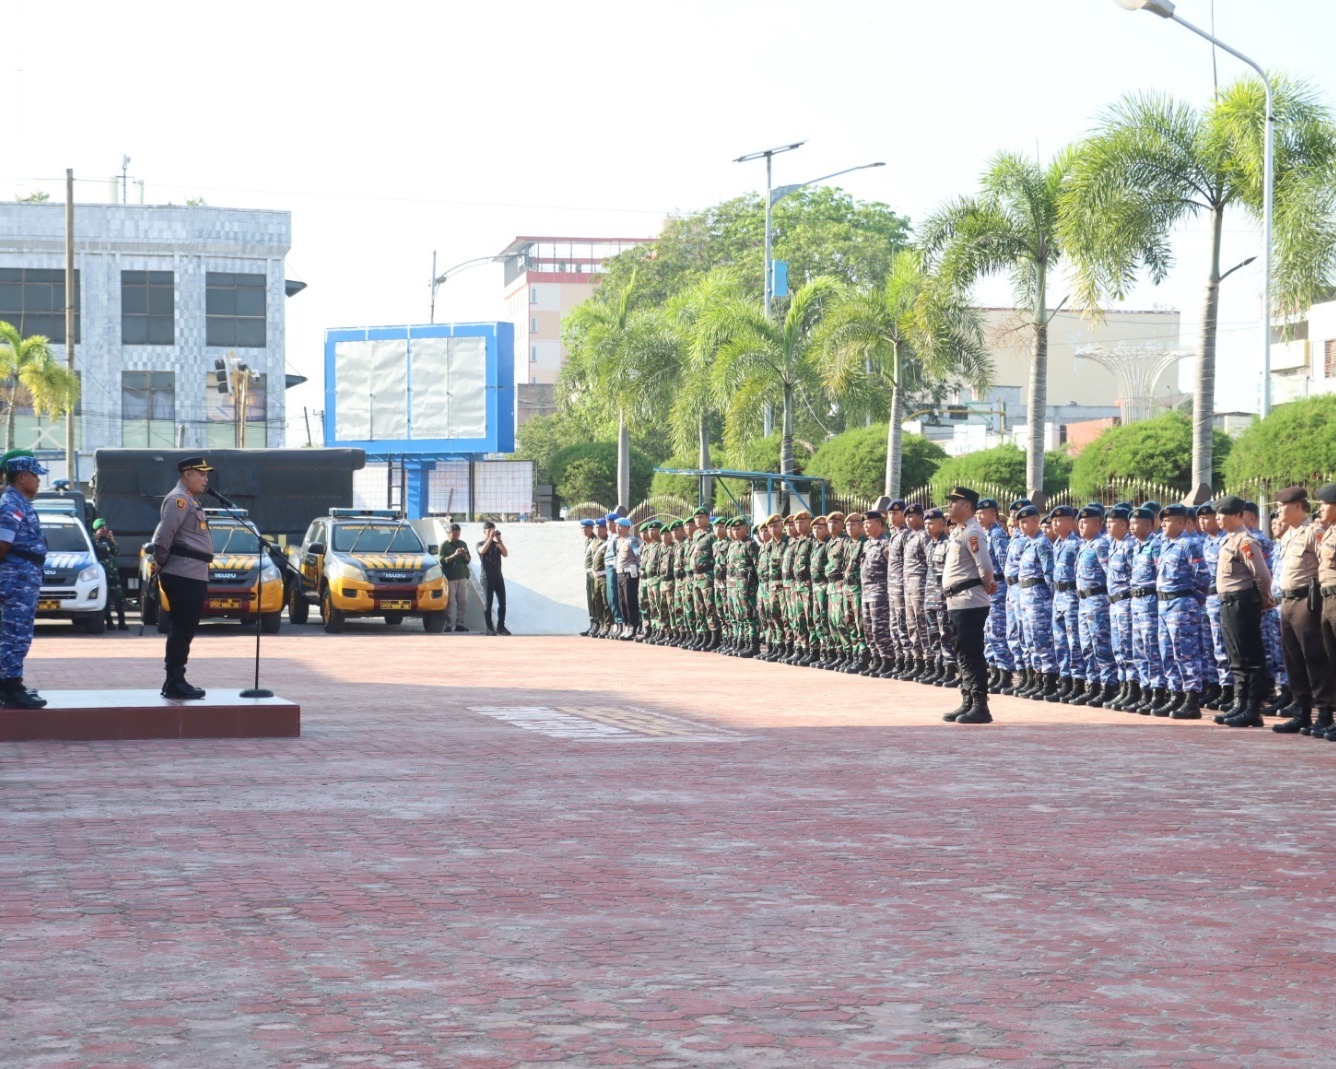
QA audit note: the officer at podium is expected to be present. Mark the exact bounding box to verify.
[0,450,50,709]
[149,457,215,699]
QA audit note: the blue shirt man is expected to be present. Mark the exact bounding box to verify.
[0,450,51,708]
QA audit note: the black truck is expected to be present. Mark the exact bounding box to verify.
[90,448,366,601]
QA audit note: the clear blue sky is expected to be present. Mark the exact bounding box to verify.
[6,0,1332,434]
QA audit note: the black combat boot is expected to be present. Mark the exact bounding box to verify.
[1089,682,1116,709]
[1303,706,1332,737]
[1264,684,1293,716]
[1273,704,1313,734]
[1046,675,1067,703]
[1318,711,1336,740]
[998,670,1017,697]
[1069,680,1096,707]
[956,677,994,724]
[1135,687,1162,715]
[1208,684,1233,712]
[1122,680,1142,713]
[0,677,47,709]
[1224,694,1269,728]
[1016,668,1037,698]
[1170,691,1202,719]
[1201,681,1222,710]
[942,683,974,722]
[940,663,959,688]
[161,668,205,700]
[1152,690,1183,717]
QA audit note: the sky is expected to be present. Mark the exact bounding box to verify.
[7,0,1334,440]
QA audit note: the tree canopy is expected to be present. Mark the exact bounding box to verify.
[805,424,946,500]
[1068,412,1232,499]
[1221,395,1336,488]
[929,443,1072,500]
[549,441,654,508]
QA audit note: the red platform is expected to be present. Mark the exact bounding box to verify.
[0,690,300,741]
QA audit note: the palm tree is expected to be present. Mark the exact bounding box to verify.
[1061,77,1336,501]
[0,321,81,450]
[920,150,1072,501]
[708,276,840,482]
[816,249,990,497]
[558,280,681,506]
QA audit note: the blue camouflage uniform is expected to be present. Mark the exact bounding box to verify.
[1018,530,1057,673]
[1004,531,1028,675]
[984,518,1013,672]
[1130,533,1165,692]
[1076,531,1117,687]
[1107,532,1137,684]
[1156,527,1210,694]
[1253,524,1287,687]
[1202,528,1233,688]
[0,473,48,681]
[1052,530,1083,683]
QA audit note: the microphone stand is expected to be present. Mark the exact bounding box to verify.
[204,488,301,699]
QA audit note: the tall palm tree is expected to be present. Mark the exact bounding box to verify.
[920,150,1072,501]
[816,249,990,497]
[0,321,81,450]
[558,280,681,506]
[665,270,742,506]
[708,276,840,481]
[1061,77,1336,501]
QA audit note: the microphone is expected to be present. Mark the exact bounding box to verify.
[205,487,240,510]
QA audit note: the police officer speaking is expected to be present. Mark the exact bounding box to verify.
[150,457,216,699]
[0,450,51,709]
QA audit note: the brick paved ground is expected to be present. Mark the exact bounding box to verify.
[5,626,1336,1068]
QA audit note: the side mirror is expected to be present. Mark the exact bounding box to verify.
[307,542,326,556]
[427,544,439,555]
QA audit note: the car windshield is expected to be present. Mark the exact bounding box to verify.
[44,525,91,553]
[332,524,423,554]
[211,525,260,555]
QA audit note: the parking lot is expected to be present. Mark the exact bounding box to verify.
[5,628,1336,1068]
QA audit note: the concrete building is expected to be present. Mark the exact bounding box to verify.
[0,201,296,482]
[1271,298,1336,403]
[495,235,653,425]
[909,307,1184,454]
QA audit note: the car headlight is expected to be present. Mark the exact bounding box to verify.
[261,559,281,581]
[423,563,443,583]
[330,558,367,583]
[78,564,101,584]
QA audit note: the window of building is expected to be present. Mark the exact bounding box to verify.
[206,272,266,347]
[530,346,538,363]
[121,371,175,447]
[121,270,175,345]
[1326,338,1336,379]
[0,268,80,343]
[530,287,538,304]
[530,317,538,333]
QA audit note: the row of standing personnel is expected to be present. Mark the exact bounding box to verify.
[578,484,1336,732]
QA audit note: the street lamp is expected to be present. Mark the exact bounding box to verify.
[429,252,495,323]
[734,141,806,320]
[1116,0,1275,417]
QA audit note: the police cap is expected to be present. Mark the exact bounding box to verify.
[1216,495,1247,515]
[1141,500,1161,516]
[176,456,215,473]
[4,451,48,476]
[579,518,595,528]
[1275,485,1309,505]
[1049,505,1078,519]
[945,486,979,506]
[1317,484,1336,505]
[1107,506,1131,522]
[864,509,885,522]
[887,499,906,512]
[1009,498,1031,512]
[1077,504,1104,520]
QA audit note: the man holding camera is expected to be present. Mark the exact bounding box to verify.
[477,521,510,635]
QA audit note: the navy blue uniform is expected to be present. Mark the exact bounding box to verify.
[0,485,47,679]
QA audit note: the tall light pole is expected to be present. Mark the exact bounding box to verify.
[1116,0,1275,417]
[429,252,495,323]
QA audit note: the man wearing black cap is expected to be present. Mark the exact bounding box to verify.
[940,487,997,723]
[1152,504,1210,718]
[977,498,1013,693]
[1212,496,1275,728]
[885,500,911,677]
[149,457,216,699]
[1074,504,1117,707]
[900,503,932,680]
[1196,503,1230,709]
[1274,486,1335,732]
[859,510,894,676]
[1015,505,1058,699]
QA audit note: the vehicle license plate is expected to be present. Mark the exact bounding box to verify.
[380,599,412,611]
[210,598,242,609]
[38,599,59,611]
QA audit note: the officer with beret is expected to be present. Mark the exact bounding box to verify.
[1049,504,1084,701]
[1128,506,1166,713]
[1000,500,1031,693]
[588,518,612,637]
[923,507,955,684]
[1315,484,1336,737]
[1074,503,1117,707]
[1151,503,1209,718]
[577,519,598,636]
[860,510,894,675]
[1014,504,1058,699]
[843,513,868,673]
[150,456,216,699]
[940,487,997,724]
[1103,506,1139,710]
[0,450,50,708]
[93,517,129,631]
[1210,495,1276,729]
[1273,486,1335,731]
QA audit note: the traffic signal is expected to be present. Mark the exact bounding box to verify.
[213,358,229,394]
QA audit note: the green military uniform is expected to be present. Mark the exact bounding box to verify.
[93,522,127,630]
[846,525,869,669]
[588,525,611,635]
[689,523,719,649]
[732,519,761,656]
[825,525,851,665]
[810,523,831,665]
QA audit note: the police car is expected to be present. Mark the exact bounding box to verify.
[140,509,285,633]
[288,508,447,632]
[34,508,107,632]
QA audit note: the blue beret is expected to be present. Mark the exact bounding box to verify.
[1130,506,1154,521]
[1108,506,1132,522]
[905,502,924,515]
[1161,504,1191,519]
[887,499,906,511]
[1050,505,1078,519]
[595,517,608,527]
[579,519,595,527]
[1009,499,1031,511]
[1195,502,1216,516]
[1141,501,1161,515]
[924,507,944,520]
[615,516,632,527]
[1077,504,1104,520]
[1016,505,1039,519]
[1114,501,1133,511]
[976,498,999,511]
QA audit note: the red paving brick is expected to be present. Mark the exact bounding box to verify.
[5,627,1336,1067]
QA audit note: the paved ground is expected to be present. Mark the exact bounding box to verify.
[5,625,1336,1068]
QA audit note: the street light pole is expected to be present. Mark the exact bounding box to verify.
[429,253,495,323]
[1116,0,1274,417]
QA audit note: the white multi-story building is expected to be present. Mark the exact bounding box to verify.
[1271,299,1336,403]
[0,202,297,480]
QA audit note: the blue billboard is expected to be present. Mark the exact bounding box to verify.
[324,322,515,457]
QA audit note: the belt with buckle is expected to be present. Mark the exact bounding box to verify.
[1220,589,1261,605]
[1078,586,1108,600]
[1019,577,1049,590]
[1109,591,1131,604]
[944,577,983,598]
[1158,589,1194,601]
[1130,586,1155,598]
[1055,581,1077,592]
[1281,586,1309,600]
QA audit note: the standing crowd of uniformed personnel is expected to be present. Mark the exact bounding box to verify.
[575,482,1336,733]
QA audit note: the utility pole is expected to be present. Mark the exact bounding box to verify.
[64,168,76,485]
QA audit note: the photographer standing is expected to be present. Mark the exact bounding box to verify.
[92,519,128,631]
[477,521,510,636]
[438,523,472,633]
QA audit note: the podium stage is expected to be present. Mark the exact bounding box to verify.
[0,691,300,741]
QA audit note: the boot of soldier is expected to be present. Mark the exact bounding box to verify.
[907,657,927,682]
[1170,691,1202,719]
[1109,680,1131,711]
[1264,684,1292,716]
[942,683,974,722]
[1034,672,1056,701]
[997,669,1017,696]
[1273,703,1313,734]
[1086,682,1113,709]
[161,668,206,700]
[928,660,948,686]
[1225,695,1272,728]
[741,637,759,659]
[1207,683,1231,712]
[1201,681,1221,709]
[957,687,994,724]
[1069,680,1096,707]
[1152,690,1182,717]
[940,663,959,688]
[1305,706,1332,737]
[1121,680,1142,713]
[1274,688,1301,720]
[1046,674,1068,703]
[0,677,46,709]
[709,630,723,652]
[1016,668,1037,698]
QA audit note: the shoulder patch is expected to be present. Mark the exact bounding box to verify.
[969,536,979,553]
[176,498,186,509]
[1242,542,1252,559]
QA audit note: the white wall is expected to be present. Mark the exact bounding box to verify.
[414,519,589,635]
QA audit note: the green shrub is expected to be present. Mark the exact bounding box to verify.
[929,443,1070,499]
[549,442,653,507]
[1069,412,1231,498]
[806,424,946,499]
[1222,395,1336,487]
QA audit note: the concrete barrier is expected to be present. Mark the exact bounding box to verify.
[414,520,589,635]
